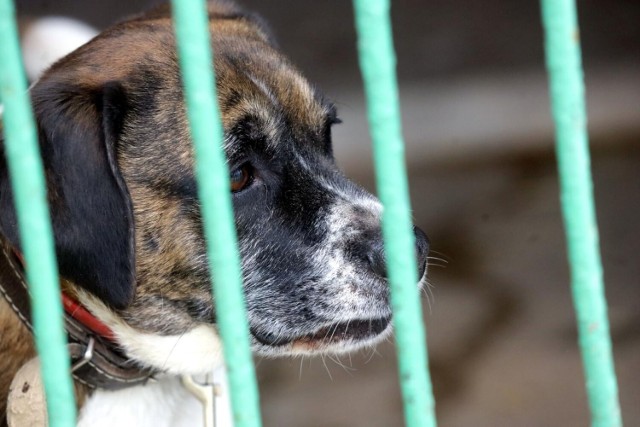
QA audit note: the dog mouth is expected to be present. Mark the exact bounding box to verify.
[251,316,391,351]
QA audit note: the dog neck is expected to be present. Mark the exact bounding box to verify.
[0,241,157,394]
[1,290,230,427]
[0,313,231,427]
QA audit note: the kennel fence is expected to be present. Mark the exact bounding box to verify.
[0,0,622,426]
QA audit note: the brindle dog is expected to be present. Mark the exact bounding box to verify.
[0,1,429,424]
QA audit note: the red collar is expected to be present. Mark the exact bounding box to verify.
[2,243,154,389]
[61,293,116,342]
[11,248,116,342]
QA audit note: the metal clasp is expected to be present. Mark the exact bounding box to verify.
[182,372,217,427]
[71,336,95,372]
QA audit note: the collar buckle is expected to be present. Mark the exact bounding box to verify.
[71,336,95,372]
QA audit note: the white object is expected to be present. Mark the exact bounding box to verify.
[21,16,98,81]
[7,357,48,427]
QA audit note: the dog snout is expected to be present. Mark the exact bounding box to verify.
[414,226,430,278]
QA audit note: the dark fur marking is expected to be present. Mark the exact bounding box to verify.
[144,173,199,202]
[229,115,269,146]
[0,81,136,309]
[142,230,160,253]
[219,88,243,112]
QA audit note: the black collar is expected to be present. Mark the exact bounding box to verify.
[0,239,155,390]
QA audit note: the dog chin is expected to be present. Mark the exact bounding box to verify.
[251,316,394,357]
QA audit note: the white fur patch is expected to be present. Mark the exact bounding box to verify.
[78,376,202,427]
[77,291,224,374]
[78,367,233,427]
[75,293,235,426]
[319,200,386,315]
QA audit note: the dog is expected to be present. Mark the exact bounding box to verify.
[0,1,429,425]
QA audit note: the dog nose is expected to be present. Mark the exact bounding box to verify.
[414,226,430,278]
[365,226,430,279]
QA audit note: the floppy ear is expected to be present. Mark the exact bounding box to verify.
[0,79,135,309]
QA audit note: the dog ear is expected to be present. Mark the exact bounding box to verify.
[0,80,135,309]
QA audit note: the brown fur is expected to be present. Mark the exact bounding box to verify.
[94,5,329,333]
[1,1,333,418]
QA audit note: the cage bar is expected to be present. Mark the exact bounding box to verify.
[4,0,623,426]
[540,1,622,426]
[0,0,77,425]
[352,1,437,426]
[169,1,262,426]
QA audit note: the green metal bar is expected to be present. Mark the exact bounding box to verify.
[540,1,622,426]
[352,1,436,426]
[170,1,262,426]
[0,0,77,425]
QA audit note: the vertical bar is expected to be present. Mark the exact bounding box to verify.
[352,1,436,426]
[540,1,622,426]
[169,1,262,426]
[0,0,77,425]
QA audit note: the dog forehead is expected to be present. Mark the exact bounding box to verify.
[213,44,330,146]
[36,3,330,156]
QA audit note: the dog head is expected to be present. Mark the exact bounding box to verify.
[0,1,429,374]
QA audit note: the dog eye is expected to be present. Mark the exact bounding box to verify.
[230,164,253,192]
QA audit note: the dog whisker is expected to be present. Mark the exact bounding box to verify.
[427,255,449,264]
[320,355,333,381]
[425,280,436,304]
[343,318,353,343]
[327,321,340,343]
[419,274,435,314]
[364,346,382,364]
[298,355,306,381]
[383,333,394,346]
[426,262,447,269]
[327,355,355,375]
[428,249,451,260]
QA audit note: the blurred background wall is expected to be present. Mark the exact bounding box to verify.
[17,0,640,425]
